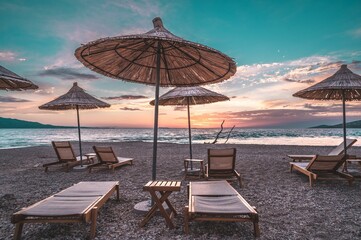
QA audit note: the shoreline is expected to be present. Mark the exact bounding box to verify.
[1,142,361,239]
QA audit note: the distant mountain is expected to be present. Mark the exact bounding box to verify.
[0,117,73,128]
[311,120,361,128]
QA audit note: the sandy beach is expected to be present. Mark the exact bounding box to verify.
[1,142,361,239]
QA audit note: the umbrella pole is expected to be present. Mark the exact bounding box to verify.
[152,42,161,181]
[187,98,193,170]
[342,91,348,172]
[342,91,347,155]
[76,105,83,167]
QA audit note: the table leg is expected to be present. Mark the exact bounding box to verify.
[140,190,176,228]
[160,191,177,216]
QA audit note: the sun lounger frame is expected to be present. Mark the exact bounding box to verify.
[44,141,95,172]
[88,146,133,172]
[290,155,354,187]
[205,148,242,187]
[287,139,357,162]
[11,181,119,239]
[184,181,260,237]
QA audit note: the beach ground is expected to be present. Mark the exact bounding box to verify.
[1,142,361,239]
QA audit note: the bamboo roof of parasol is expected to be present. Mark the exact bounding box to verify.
[149,86,229,106]
[0,65,38,90]
[74,17,237,87]
[39,82,110,110]
[293,64,361,101]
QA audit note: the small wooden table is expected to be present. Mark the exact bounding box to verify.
[84,153,97,164]
[140,181,181,229]
[184,159,204,179]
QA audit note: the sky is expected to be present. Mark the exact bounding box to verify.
[1,0,361,128]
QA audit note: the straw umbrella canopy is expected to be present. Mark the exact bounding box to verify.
[0,65,38,90]
[150,86,229,161]
[39,82,110,166]
[75,17,236,180]
[293,64,361,155]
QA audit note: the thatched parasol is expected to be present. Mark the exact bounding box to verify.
[75,17,236,181]
[150,86,229,162]
[0,65,38,90]
[39,82,110,166]
[293,64,361,155]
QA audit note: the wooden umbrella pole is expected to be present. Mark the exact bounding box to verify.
[152,42,161,181]
[187,97,193,170]
[76,105,83,167]
[342,90,347,156]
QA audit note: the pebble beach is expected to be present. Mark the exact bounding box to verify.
[1,141,361,239]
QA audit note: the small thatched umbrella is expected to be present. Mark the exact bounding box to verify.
[150,86,229,162]
[293,64,361,155]
[0,65,38,90]
[75,17,236,181]
[39,82,110,166]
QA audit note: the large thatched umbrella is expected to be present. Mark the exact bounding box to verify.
[39,82,110,166]
[0,65,38,90]
[293,64,361,155]
[75,17,236,180]
[150,86,229,161]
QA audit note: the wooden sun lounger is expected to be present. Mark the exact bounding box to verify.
[43,141,95,172]
[205,148,242,187]
[88,146,133,172]
[184,181,260,237]
[11,181,119,239]
[290,155,354,187]
[287,139,357,162]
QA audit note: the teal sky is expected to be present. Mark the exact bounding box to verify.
[1,0,361,128]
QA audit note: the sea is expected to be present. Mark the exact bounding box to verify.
[1,128,361,149]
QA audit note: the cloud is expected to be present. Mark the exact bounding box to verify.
[0,51,16,61]
[34,87,55,95]
[284,78,315,84]
[119,107,141,111]
[228,55,361,87]
[103,95,148,100]
[38,67,99,80]
[174,106,186,111]
[0,96,31,103]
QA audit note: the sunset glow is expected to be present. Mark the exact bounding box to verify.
[1,1,361,128]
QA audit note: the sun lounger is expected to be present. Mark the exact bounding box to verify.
[290,155,354,187]
[287,139,357,162]
[205,148,242,187]
[184,180,260,237]
[88,146,133,172]
[43,141,95,172]
[11,181,119,239]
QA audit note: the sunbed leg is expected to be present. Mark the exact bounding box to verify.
[309,175,313,187]
[254,222,260,237]
[116,184,120,201]
[184,206,189,234]
[13,223,23,240]
[250,209,260,237]
[90,207,98,239]
[238,176,243,188]
[290,164,293,173]
[44,166,48,172]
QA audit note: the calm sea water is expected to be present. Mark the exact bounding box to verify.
[1,128,361,149]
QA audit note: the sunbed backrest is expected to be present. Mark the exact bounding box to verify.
[93,146,117,163]
[328,139,356,155]
[208,148,236,171]
[307,154,346,171]
[52,141,76,162]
